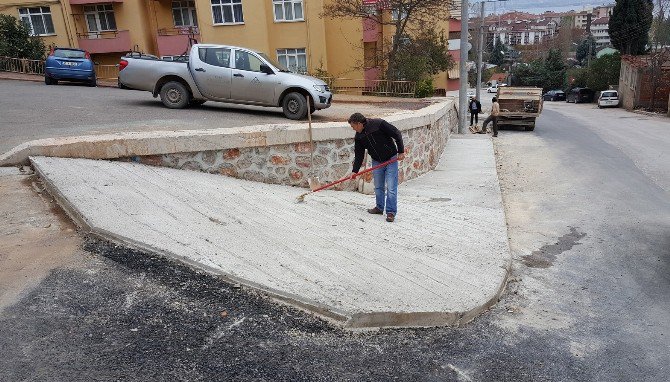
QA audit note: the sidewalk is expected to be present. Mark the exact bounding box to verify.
[0,72,117,87]
[31,135,510,329]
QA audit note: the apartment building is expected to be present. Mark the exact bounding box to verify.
[482,12,558,47]
[0,0,453,92]
[592,16,610,48]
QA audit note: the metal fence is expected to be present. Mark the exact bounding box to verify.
[0,56,119,81]
[95,65,119,80]
[0,56,44,75]
[0,56,414,95]
[317,77,417,98]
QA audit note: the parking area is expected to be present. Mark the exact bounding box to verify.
[0,79,423,154]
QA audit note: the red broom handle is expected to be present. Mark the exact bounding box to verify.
[310,157,399,193]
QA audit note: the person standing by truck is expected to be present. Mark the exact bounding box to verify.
[469,96,482,128]
[481,97,500,137]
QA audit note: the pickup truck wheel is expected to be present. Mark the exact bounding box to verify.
[160,81,190,109]
[282,92,308,120]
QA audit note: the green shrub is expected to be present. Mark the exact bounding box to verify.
[415,78,435,98]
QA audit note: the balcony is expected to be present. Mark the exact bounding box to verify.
[69,0,123,4]
[77,30,131,54]
[156,27,200,57]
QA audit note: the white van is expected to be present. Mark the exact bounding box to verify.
[598,90,619,108]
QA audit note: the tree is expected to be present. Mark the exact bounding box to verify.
[0,14,46,59]
[490,36,505,66]
[322,0,451,80]
[609,0,654,55]
[576,36,597,65]
[513,48,565,90]
[393,26,454,82]
[586,52,622,91]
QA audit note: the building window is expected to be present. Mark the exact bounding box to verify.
[234,50,264,72]
[172,1,198,27]
[83,4,117,33]
[273,0,303,22]
[277,48,306,73]
[18,7,55,36]
[391,35,411,46]
[211,0,243,24]
[199,47,231,67]
[391,8,407,20]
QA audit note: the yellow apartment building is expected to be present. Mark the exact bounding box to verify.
[0,0,452,92]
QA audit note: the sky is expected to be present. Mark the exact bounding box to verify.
[478,0,613,15]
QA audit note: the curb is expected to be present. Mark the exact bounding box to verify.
[0,74,117,88]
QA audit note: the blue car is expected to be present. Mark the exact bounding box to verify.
[44,47,96,87]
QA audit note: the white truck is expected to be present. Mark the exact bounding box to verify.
[496,86,543,131]
[117,44,333,120]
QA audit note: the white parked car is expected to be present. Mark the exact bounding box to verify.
[598,90,619,108]
[487,84,498,93]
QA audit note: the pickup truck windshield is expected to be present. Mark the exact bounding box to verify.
[258,53,291,72]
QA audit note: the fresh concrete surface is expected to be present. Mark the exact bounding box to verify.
[30,135,510,328]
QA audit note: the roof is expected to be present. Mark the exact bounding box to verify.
[596,47,618,58]
[592,17,609,25]
[622,50,670,69]
[490,73,507,82]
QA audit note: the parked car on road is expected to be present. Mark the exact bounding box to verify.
[566,87,595,103]
[542,90,566,101]
[44,47,96,87]
[487,84,498,93]
[597,90,620,108]
[118,43,332,120]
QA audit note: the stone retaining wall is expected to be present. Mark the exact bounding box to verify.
[0,100,458,191]
[128,101,457,190]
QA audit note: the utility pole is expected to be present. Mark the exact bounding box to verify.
[586,13,593,67]
[476,1,485,101]
[458,0,469,134]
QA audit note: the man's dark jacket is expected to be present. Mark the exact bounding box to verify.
[469,99,482,113]
[352,118,404,173]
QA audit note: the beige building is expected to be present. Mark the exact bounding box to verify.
[0,0,452,91]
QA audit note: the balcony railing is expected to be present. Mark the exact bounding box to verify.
[77,30,131,54]
[316,77,417,98]
[157,26,199,36]
[156,27,199,57]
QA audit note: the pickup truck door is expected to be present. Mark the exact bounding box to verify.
[191,47,233,100]
[230,49,276,105]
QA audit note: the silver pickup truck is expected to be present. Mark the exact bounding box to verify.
[118,44,332,120]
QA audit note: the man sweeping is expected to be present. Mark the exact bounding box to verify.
[348,113,405,223]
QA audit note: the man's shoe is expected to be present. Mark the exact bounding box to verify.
[493,134,498,137]
[368,207,383,215]
[386,213,395,222]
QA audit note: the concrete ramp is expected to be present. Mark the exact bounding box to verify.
[31,137,510,328]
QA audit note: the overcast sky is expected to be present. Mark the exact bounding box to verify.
[478,0,613,15]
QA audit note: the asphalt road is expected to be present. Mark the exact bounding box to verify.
[0,79,410,154]
[0,99,668,381]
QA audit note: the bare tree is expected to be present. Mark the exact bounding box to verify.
[322,0,452,80]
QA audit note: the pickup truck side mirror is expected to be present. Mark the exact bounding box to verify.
[260,64,274,75]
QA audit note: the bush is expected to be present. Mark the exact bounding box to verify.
[0,14,46,59]
[415,78,435,98]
